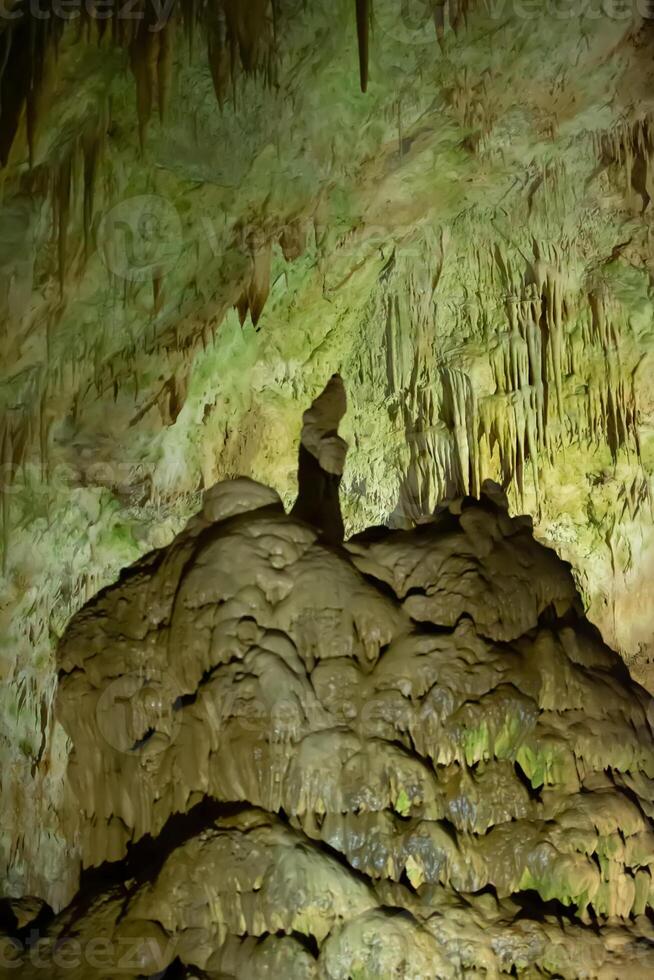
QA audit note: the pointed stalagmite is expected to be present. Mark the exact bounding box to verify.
[291,373,348,543]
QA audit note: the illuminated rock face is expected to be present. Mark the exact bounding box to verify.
[3,387,654,977]
[3,0,654,917]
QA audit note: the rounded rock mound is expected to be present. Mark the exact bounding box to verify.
[5,427,654,976]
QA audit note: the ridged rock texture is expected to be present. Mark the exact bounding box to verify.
[3,381,654,977]
[2,0,654,912]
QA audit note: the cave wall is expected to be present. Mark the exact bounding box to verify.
[1,0,654,902]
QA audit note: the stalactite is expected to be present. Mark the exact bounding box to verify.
[279,221,307,262]
[235,289,250,326]
[153,274,162,314]
[4,0,369,181]
[82,129,101,258]
[207,15,231,109]
[1,417,12,575]
[441,367,477,496]
[180,0,197,56]
[355,0,370,93]
[224,0,271,75]
[157,19,174,124]
[130,13,160,150]
[382,219,645,519]
[248,241,272,327]
[433,1,446,43]
[54,156,72,297]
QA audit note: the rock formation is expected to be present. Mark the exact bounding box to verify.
[2,382,654,977]
[291,373,348,543]
[2,0,654,924]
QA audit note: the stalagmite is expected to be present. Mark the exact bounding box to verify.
[2,383,654,976]
[291,374,348,543]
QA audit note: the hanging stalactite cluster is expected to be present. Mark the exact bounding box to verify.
[383,226,646,525]
[599,115,654,213]
[0,0,375,175]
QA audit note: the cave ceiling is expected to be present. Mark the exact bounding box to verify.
[1,0,654,901]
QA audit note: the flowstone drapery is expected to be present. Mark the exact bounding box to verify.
[3,382,654,978]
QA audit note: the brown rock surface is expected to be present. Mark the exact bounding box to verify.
[2,385,654,977]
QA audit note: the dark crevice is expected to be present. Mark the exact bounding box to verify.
[469,882,500,901]
[0,897,54,945]
[535,600,582,632]
[605,768,652,826]
[272,806,375,891]
[149,959,208,978]
[513,760,542,803]
[172,652,234,710]
[512,889,579,926]
[287,930,320,958]
[435,816,458,844]
[398,868,417,892]
[62,797,247,934]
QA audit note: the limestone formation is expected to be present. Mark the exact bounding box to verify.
[2,385,654,977]
[291,373,348,543]
[3,0,654,927]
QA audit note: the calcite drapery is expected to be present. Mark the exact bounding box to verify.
[2,385,653,977]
